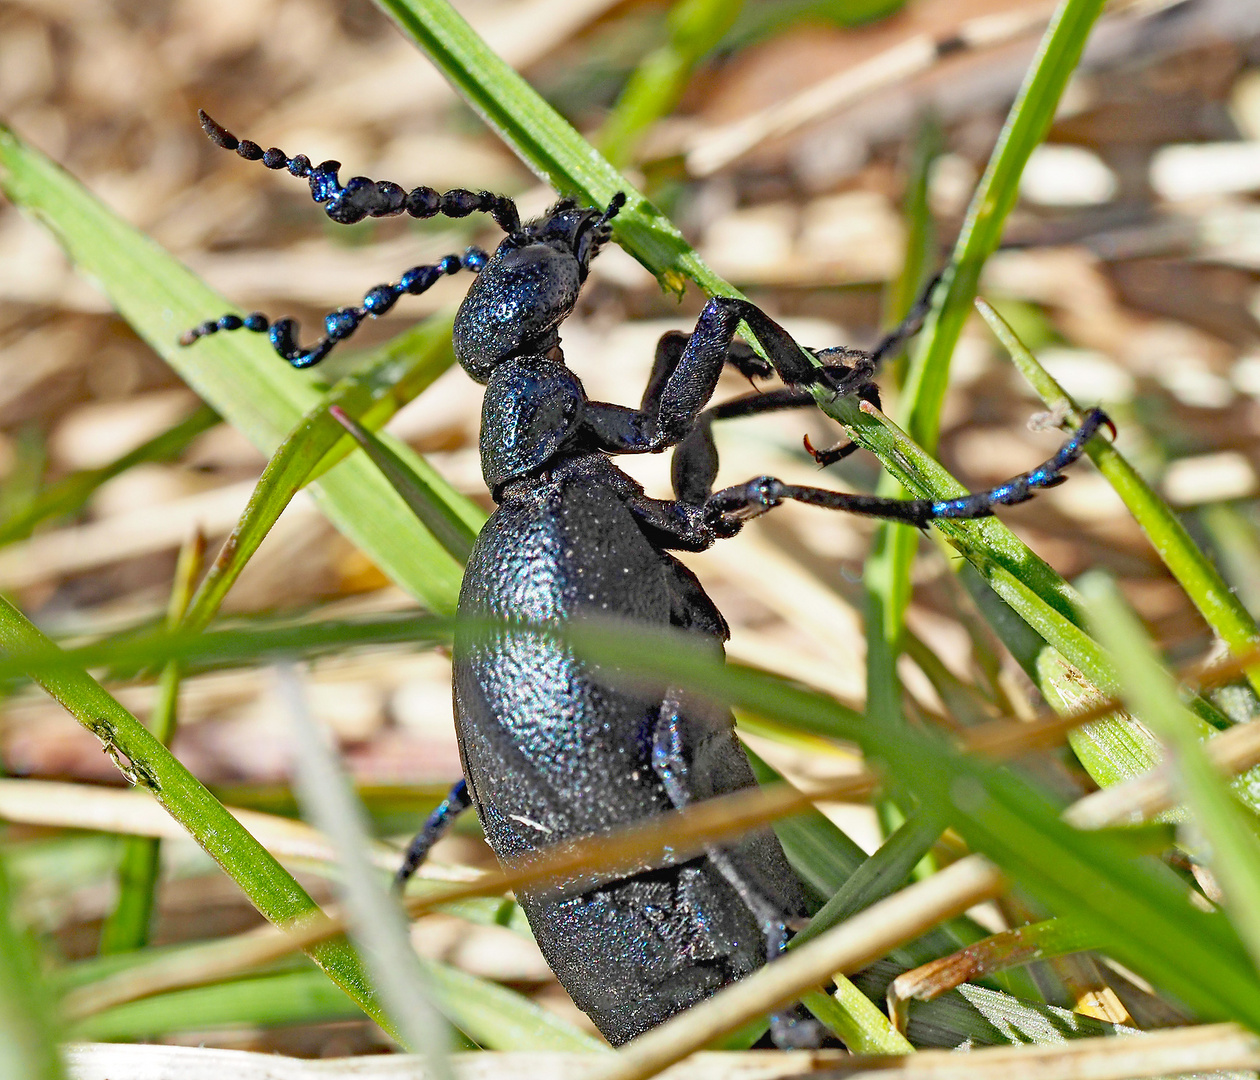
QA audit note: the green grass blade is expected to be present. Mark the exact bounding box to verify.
[0,125,467,614]
[795,808,948,941]
[70,960,602,1050]
[596,0,744,167]
[802,983,912,1054]
[862,0,1106,756]
[0,614,452,685]
[862,115,945,750]
[899,0,1107,452]
[0,852,65,1080]
[99,533,206,956]
[374,0,737,299]
[330,406,475,564]
[68,968,363,1041]
[0,596,391,1035]
[1081,573,1260,966]
[979,298,1260,690]
[424,961,607,1052]
[181,316,476,632]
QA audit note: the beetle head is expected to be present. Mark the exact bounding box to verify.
[453,195,626,383]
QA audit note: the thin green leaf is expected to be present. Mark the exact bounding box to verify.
[795,807,948,941]
[373,0,739,298]
[69,968,362,1041]
[802,984,912,1054]
[0,852,64,1080]
[0,596,392,1035]
[1081,573,1260,968]
[70,959,601,1051]
[979,297,1260,693]
[424,961,607,1052]
[0,614,452,686]
[100,532,206,955]
[868,0,1105,745]
[900,0,1107,452]
[181,315,477,632]
[596,0,744,167]
[330,406,474,564]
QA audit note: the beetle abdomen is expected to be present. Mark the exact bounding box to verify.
[453,473,806,1044]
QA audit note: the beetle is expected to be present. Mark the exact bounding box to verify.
[182,112,1110,1046]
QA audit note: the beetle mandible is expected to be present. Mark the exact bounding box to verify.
[182,112,1111,1046]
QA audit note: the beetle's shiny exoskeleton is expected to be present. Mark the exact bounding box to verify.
[182,112,1112,1047]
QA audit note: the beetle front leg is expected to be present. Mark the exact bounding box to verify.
[395,779,474,890]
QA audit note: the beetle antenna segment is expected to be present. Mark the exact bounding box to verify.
[196,110,522,234]
[594,191,627,229]
[179,246,489,367]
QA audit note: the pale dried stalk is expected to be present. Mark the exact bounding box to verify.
[684,4,1057,176]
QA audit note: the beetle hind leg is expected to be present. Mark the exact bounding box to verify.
[395,778,473,890]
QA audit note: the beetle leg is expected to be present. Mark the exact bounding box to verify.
[642,332,774,414]
[180,247,488,367]
[395,779,474,890]
[194,111,522,233]
[707,408,1112,529]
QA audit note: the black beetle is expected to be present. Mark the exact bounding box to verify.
[182,112,1111,1046]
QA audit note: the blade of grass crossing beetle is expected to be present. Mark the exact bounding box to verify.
[375,1,1141,734]
[0,596,393,1035]
[1080,574,1260,967]
[0,126,468,614]
[561,619,1260,1024]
